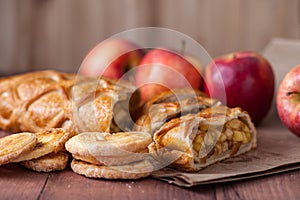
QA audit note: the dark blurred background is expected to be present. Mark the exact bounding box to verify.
[0,0,299,75]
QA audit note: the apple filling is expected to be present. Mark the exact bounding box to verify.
[192,118,252,164]
[149,106,256,172]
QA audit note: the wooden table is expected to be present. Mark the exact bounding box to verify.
[1,131,300,200]
[1,163,299,199]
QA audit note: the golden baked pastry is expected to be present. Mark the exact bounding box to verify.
[0,132,37,165]
[13,128,73,162]
[70,159,152,179]
[148,106,257,172]
[134,93,221,135]
[67,132,153,180]
[0,70,138,133]
[143,88,207,110]
[20,152,69,172]
[65,132,152,166]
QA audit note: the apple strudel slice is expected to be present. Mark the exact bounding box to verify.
[148,106,256,172]
[142,88,207,111]
[134,93,221,135]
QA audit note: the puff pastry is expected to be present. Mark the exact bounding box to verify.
[20,152,69,172]
[70,159,152,180]
[148,106,257,172]
[0,132,37,165]
[65,131,152,166]
[0,70,138,133]
[143,88,207,111]
[134,90,221,135]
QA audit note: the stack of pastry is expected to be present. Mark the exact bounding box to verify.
[0,70,257,178]
[65,132,153,179]
[0,128,73,172]
[0,70,139,134]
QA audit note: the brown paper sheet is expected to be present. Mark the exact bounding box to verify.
[151,38,300,187]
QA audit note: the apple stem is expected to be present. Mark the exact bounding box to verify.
[180,40,186,55]
[286,91,300,96]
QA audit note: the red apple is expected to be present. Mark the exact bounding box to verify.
[80,38,143,79]
[277,65,300,137]
[134,48,202,105]
[204,51,275,125]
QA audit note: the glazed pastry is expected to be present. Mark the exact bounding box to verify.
[67,132,154,180]
[70,159,152,180]
[148,106,257,172]
[0,70,138,133]
[13,128,73,162]
[20,152,69,172]
[65,131,152,166]
[134,91,221,135]
[143,88,207,111]
[0,132,37,165]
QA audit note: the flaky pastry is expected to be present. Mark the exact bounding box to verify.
[0,132,37,165]
[148,106,257,172]
[134,93,221,135]
[65,132,152,166]
[13,128,73,162]
[20,152,69,172]
[71,159,152,179]
[0,70,138,133]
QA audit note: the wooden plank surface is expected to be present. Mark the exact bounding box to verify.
[215,170,300,200]
[0,162,299,199]
[0,163,48,200]
[40,168,214,200]
[1,132,300,199]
